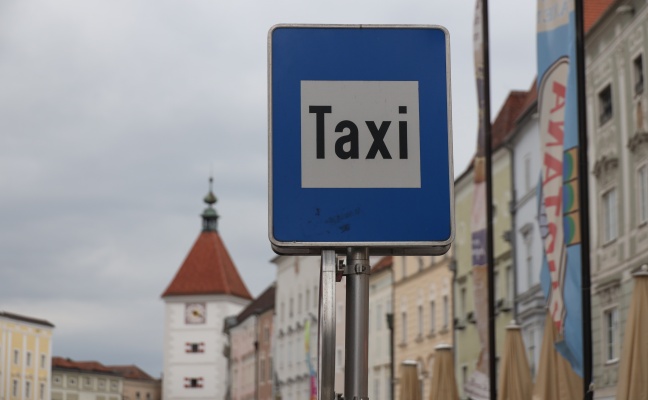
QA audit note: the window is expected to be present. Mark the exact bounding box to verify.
[298,293,303,315]
[418,256,424,272]
[418,305,423,337]
[603,188,618,243]
[526,329,536,377]
[185,342,205,353]
[604,307,620,362]
[430,301,436,333]
[184,377,203,388]
[336,348,343,367]
[524,231,533,288]
[260,358,266,382]
[376,304,383,331]
[40,382,45,400]
[306,289,310,311]
[288,339,293,366]
[26,352,32,367]
[147,394,151,400]
[136,392,141,400]
[401,256,407,279]
[401,312,408,344]
[634,54,644,95]
[462,365,468,385]
[639,165,648,224]
[599,85,613,125]
[280,302,285,322]
[313,286,318,308]
[41,354,46,369]
[12,379,18,397]
[25,381,31,398]
[460,287,467,318]
[442,295,449,329]
[507,266,514,301]
[13,349,19,364]
[289,298,294,318]
[493,271,499,299]
[524,154,532,192]
[374,377,381,400]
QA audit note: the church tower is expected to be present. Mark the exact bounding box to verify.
[162,179,252,400]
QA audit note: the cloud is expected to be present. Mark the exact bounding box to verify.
[0,0,536,378]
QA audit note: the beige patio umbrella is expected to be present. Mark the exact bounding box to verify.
[429,344,459,400]
[400,360,422,400]
[532,311,582,400]
[497,321,532,400]
[616,264,648,399]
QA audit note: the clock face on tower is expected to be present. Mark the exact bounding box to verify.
[185,302,206,324]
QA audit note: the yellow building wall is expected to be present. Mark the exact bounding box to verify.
[393,253,454,400]
[452,148,514,398]
[0,315,53,400]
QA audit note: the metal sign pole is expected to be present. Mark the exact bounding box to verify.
[318,250,337,400]
[344,247,370,400]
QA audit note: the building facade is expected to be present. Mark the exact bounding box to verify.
[367,256,393,400]
[257,292,275,400]
[51,358,122,400]
[585,1,648,397]
[0,311,54,400]
[392,253,454,400]
[507,90,547,379]
[227,283,276,400]
[272,255,321,400]
[161,183,252,400]
[108,365,161,400]
[452,91,520,399]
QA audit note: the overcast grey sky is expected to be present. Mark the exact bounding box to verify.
[0,0,536,377]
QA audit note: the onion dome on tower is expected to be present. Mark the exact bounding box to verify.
[161,178,252,300]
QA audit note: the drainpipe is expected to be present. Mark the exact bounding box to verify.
[504,141,518,320]
[386,312,394,400]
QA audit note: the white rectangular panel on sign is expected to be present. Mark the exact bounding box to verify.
[300,80,421,188]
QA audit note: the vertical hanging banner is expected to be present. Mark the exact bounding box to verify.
[536,0,584,379]
[304,319,317,400]
[465,1,490,398]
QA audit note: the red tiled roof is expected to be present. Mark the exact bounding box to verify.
[108,365,155,381]
[585,0,617,33]
[162,230,252,300]
[52,357,116,374]
[235,283,276,324]
[372,256,393,274]
[492,90,528,147]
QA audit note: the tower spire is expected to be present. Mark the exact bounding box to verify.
[202,177,219,231]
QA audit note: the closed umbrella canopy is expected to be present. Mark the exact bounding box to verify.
[532,311,582,400]
[616,265,648,399]
[429,344,459,400]
[400,360,421,400]
[497,321,532,400]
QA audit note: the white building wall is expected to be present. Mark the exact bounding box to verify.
[273,255,323,400]
[163,294,248,400]
[368,266,393,400]
[511,111,546,377]
[230,315,258,400]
